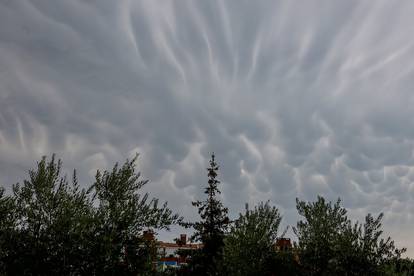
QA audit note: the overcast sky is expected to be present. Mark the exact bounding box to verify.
[1,0,414,256]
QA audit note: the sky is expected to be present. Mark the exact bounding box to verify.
[1,0,414,256]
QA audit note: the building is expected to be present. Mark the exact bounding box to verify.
[155,234,202,271]
[275,238,293,252]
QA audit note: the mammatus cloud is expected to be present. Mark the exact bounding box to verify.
[1,0,414,255]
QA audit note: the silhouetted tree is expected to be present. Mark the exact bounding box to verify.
[0,186,18,273]
[345,213,406,275]
[0,154,181,275]
[294,196,405,276]
[1,155,94,274]
[223,201,285,275]
[185,154,229,275]
[89,154,182,274]
[383,257,414,275]
[294,196,350,275]
[1,155,412,275]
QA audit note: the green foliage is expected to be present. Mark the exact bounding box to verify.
[269,250,302,276]
[342,213,406,275]
[0,154,180,275]
[0,186,17,272]
[92,155,180,233]
[184,154,229,275]
[3,155,94,274]
[294,196,350,275]
[383,257,414,275]
[1,154,412,275]
[0,187,16,228]
[90,155,182,274]
[294,196,406,276]
[223,201,283,275]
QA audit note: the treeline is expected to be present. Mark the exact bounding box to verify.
[0,154,413,275]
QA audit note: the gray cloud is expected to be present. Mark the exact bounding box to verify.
[1,0,414,255]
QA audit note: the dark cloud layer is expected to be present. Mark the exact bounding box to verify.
[1,0,414,255]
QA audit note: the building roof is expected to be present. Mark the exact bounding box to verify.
[157,242,202,249]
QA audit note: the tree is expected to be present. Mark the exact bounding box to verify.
[89,154,182,274]
[0,186,18,273]
[0,187,16,229]
[0,154,182,275]
[223,201,285,275]
[383,257,414,276]
[294,196,405,276]
[294,196,350,275]
[185,154,230,275]
[2,155,94,275]
[346,213,406,275]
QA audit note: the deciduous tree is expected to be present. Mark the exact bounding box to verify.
[0,154,181,275]
[294,196,405,276]
[224,201,284,275]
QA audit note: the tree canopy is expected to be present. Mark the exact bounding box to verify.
[294,196,406,276]
[223,201,285,275]
[0,154,412,275]
[0,154,181,275]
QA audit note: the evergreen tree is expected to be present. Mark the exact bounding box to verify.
[187,154,230,275]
